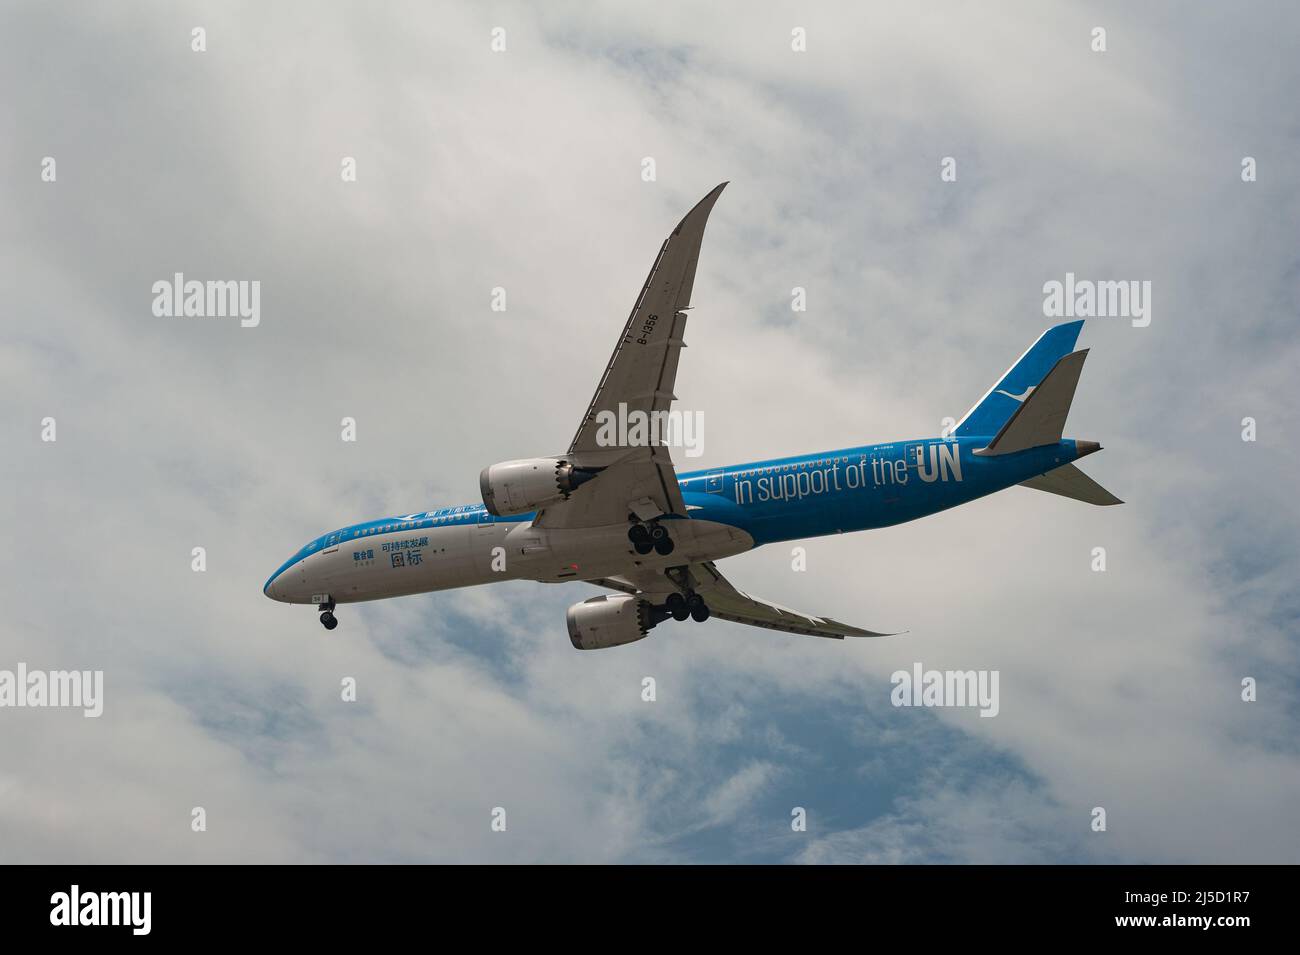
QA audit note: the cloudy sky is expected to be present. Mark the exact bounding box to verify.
[2,0,1297,863]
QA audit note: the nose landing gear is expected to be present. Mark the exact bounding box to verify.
[627,518,675,556]
[318,600,338,630]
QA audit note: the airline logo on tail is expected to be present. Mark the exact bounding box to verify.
[993,386,1035,402]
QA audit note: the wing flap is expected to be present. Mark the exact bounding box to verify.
[703,581,897,640]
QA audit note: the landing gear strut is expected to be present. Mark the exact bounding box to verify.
[628,518,675,556]
[318,600,338,631]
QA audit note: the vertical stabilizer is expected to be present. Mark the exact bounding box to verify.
[954,321,1084,438]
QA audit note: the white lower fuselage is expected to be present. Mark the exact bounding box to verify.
[264,516,753,605]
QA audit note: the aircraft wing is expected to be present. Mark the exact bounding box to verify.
[534,183,727,530]
[589,561,900,640]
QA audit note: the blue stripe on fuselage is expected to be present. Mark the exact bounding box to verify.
[263,504,531,593]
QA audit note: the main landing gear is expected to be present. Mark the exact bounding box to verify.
[647,589,717,628]
[641,565,709,627]
[318,600,338,630]
[646,592,709,627]
[664,591,709,623]
[628,518,675,556]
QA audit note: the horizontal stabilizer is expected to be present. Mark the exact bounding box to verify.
[979,349,1088,455]
[1020,462,1123,506]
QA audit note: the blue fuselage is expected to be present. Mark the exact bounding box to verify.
[677,436,1080,545]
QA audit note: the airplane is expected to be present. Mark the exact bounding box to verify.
[264,183,1121,647]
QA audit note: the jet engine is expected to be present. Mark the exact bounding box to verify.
[566,594,667,650]
[479,458,602,517]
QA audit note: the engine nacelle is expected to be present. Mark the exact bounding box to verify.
[479,457,601,517]
[566,594,657,650]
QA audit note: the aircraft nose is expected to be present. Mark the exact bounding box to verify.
[265,552,313,603]
[264,569,289,602]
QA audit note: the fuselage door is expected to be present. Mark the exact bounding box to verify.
[903,443,925,473]
[705,468,725,494]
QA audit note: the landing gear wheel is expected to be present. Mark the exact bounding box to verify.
[649,523,674,556]
[320,611,338,630]
[628,523,655,555]
[666,592,690,621]
[686,593,709,623]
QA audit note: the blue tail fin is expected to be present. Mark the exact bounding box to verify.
[953,321,1084,437]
